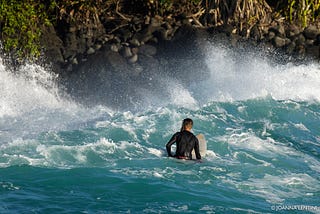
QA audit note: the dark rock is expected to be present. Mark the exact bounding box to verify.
[72,57,78,65]
[150,16,162,28]
[129,39,141,47]
[285,38,291,46]
[304,25,319,40]
[296,34,306,46]
[286,41,296,54]
[39,24,64,64]
[110,44,120,52]
[153,27,169,41]
[128,54,138,63]
[121,46,133,58]
[95,44,102,50]
[87,47,95,55]
[163,22,173,30]
[145,15,151,25]
[305,39,315,46]
[117,28,132,42]
[286,24,301,38]
[104,34,114,42]
[315,34,320,45]
[273,36,286,48]
[132,30,154,44]
[208,24,234,36]
[141,34,154,43]
[250,24,262,40]
[268,31,276,40]
[306,45,320,58]
[230,34,241,47]
[297,45,306,55]
[131,47,139,55]
[269,24,286,37]
[62,32,78,59]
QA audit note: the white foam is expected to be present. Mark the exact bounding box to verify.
[204,45,320,102]
[0,60,77,118]
[226,173,320,203]
[167,81,198,109]
[293,123,310,132]
[147,148,163,157]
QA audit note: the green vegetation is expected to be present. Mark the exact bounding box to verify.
[0,0,320,60]
[0,0,50,59]
[282,0,320,27]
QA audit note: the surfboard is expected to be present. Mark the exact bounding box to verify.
[191,133,207,159]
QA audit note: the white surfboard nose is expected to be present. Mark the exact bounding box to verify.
[192,133,207,159]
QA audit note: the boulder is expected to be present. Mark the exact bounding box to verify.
[304,25,319,40]
[87,47,95,55]
[121,46,133,58]
[296,34,306,46]
[128,54,138,63]
[273,36,286,48]
[306,45,320,58]
[269,24,286,37]
[286,24,301,38]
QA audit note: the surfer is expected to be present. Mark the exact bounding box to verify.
[166,118,201,160]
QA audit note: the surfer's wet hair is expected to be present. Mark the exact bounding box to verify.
[180,118,193,132]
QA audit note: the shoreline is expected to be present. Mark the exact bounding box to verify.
[40,14,320,75]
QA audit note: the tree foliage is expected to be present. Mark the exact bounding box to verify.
[280,0,320,27]
[1,0,320,60]
[0,0,50,59]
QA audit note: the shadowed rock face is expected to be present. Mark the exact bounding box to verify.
[35,1,320,110]
[59,24,210,110]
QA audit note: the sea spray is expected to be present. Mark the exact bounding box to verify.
[192,44,320,103]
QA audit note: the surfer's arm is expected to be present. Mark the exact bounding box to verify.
[194,137,201,160]
[166,133,178,157]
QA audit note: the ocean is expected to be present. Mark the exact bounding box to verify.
[0,43,319,213]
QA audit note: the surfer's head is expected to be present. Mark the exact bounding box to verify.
[180,118,193,132]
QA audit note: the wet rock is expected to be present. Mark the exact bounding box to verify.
[150,16,162,28]
[286,41,296,54]
[273,36,286,48]
[304,25,319,40]
[268,31,276,40]
[144,15,151,25]
[296,34,306,46]
[306,45,320,58]
[269,24,286,37]
[315,35,320,45]
[128,54,138,63]
[95,44,102,50]
[121,46,133,58]
[286,24,301,38]
[129,38,141,47]
[305,39,315,46]
[131,47,139,55]
[250,24,262,40]
[87,47,95,55]
[110,44,119,52]
[72,57,78,65]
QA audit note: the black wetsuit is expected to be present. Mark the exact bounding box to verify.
[166,130,201,160]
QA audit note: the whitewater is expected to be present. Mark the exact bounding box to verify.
[0,42,320,213]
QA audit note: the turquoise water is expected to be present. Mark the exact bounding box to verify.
[1,45,320,213]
